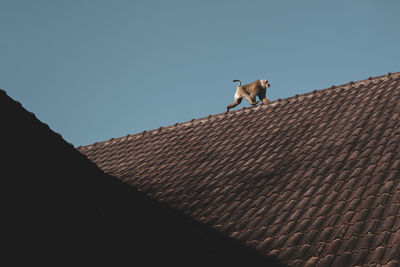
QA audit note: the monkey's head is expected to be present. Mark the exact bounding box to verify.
[261,79,270,88]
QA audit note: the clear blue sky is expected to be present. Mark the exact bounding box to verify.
[1,0,399,146]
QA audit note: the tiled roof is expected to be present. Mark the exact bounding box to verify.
[1,89,282,266]
[78,72,400,266]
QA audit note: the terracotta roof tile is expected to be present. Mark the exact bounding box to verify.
[79,72,400,266]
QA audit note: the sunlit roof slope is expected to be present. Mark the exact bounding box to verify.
[79,72,400,266]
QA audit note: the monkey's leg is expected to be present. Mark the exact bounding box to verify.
[249,92,261,106]
[258,92,270,104]
[226,98,242,111]
[243,94,259,106]
[238,87,259,105]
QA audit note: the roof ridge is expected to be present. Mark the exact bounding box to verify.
[78,71,400,149]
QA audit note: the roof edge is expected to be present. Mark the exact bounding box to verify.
[78,71,400,150]
[0,89,76,149]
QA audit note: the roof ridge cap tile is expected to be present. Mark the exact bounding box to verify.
[78,71,400,149]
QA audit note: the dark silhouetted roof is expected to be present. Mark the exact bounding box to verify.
[2,89,281,267]
[79,72,400,266]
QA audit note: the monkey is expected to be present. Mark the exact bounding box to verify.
[226,79,270,112]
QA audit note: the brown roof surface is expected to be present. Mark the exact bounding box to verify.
[78,72,400,266]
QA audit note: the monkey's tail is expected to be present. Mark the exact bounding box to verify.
[232,79,242,86]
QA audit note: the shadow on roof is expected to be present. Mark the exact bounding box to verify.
[1,89,283,267]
